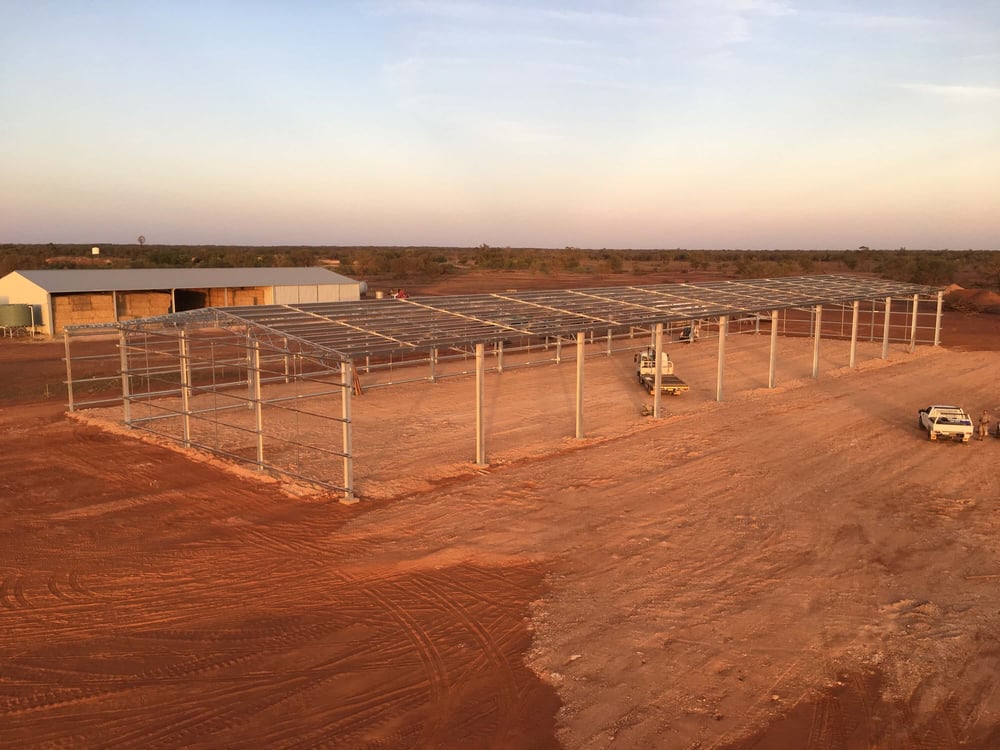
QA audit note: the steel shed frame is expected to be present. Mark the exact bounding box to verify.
[67,274,943,502]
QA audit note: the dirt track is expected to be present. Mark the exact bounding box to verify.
[4,300,1000,748]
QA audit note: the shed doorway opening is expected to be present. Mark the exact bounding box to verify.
[174,289,208,312]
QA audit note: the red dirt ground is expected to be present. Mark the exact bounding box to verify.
[3,274,1000,749]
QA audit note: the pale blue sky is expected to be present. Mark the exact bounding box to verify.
[2,1,997,249]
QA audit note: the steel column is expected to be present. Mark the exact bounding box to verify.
[716,315,728,402]
[246,334,254,409]
[575,331,584,438]
[882,296,892,360]
[475,343,486,466]
[179,330,192,446]
[934,292,943,347]
[341,360,356,504]
[812,304,822,379]
[251,339,264,469]
[64,331,75,412]
[653,322,664,418]
[849,300,860,368]
[118,329,130,424]
[768,309,778,388]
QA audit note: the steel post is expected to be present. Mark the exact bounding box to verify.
[882,296,892,360]
[179,330,192,446]
[475,343,486,466]
[768,309,778,388]
[118,329,131,424]
[653,322,663,419]
[716,315,728,402]
[812,304,822,379]
[934,292,943,347]
[341,360,356,504]
[849,300,860,368]
[252,339,264,469]
[575,331,584,438]
[64,330,75,412]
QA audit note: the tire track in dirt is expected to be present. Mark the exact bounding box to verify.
[1,650,262,718]
[105,674,317,749]
[275,677,436,750]
[336,569,451,746]
[44,570,101,603]
[408,569,521,746]
[95,631,424,748]
[1,574,26,609]
[800,663,869,750]
[958,667,1000,745]
[92,561,499,746]
[237,523,353,559]
[272,566,541,750]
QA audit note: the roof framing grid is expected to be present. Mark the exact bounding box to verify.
[123,274,940,361]
[117,307,353,366]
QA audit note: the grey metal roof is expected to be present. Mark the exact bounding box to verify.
[120,274,941,361]
[12,267,357,293]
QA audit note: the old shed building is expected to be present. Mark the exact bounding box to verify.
[0,267,361,336]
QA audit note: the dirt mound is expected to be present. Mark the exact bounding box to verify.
[945,287,1000,314]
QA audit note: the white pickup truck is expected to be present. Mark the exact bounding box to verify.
[635,349,689,396]
[917,405,974,443]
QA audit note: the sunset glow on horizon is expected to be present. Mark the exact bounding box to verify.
[2,1,998,250]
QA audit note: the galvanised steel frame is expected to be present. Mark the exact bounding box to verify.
[65,275,944,502]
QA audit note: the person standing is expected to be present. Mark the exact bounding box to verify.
[978,410,990,441]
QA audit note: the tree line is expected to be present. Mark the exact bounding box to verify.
[2,243,999,289]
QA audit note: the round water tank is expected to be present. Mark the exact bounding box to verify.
[0,304,33,327]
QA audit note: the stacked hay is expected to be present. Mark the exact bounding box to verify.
[121,291,171,319]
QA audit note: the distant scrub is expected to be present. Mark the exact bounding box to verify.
[2,243,999,290]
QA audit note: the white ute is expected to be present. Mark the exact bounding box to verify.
[917,405,974,443]
[634,349,689,396]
